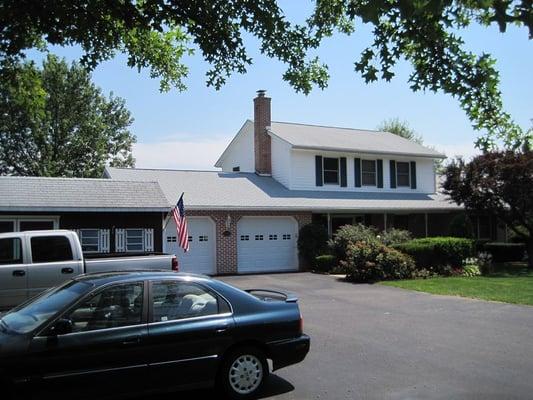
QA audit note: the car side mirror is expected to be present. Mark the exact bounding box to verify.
[50,318,73,336]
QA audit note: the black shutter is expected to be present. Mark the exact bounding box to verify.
[315,155,323,186]
[377,159,383,188]
[390,160,397,188]
[410,161,417,189]
[354,158,361,187]
[340,157,347,187]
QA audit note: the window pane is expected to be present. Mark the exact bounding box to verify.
[152,281,219,322]
[31,236,73,263]
[66,283,144,333]
[126,229,144,252]
[0,221,14,233]
[0,238,22,265]
[397,162,410,174]
[397,174,410,187]
[80,229,99,252]
[361,160,376,173]
[324,171,339,183]
[323,157,338,171]
[362,172,376,186]
[19,221,54,231]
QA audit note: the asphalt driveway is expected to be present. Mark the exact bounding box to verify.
[151,272,533,400]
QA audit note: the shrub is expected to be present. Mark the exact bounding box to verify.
[393,237,474,273]
[328,224,378,260]
[341,241,416,283]
[298,224,329,265]
[462,264,481,277]
[477,252,493,275]
[379,228,412,246]
[483,242,525,262]
[314,255,337,273]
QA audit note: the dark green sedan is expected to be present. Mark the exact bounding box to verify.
[0,271,310,399]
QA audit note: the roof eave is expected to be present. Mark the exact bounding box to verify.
[291,145,446,159]
[0,207,170,213]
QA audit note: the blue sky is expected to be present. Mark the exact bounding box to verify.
[28,2,533,170]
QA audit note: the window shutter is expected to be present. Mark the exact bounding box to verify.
[354,158,361,187]
[377,159,383,188]
[315,155,323,186]
[410,161,417,189]
[340,157,347,187]
[115,229,126,252]
[144,229,154,252]
[390,160,397,188]
[99,229,110,253]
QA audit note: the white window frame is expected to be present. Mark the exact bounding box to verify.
[361,159,377,187]
[396,162,411,187]
[322,157,340,185]
[78,229,100,253]
[125,228,145,252]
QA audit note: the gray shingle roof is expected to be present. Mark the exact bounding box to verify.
[0,176,170,211]
[105,167,460,211]
[269,121,445,158]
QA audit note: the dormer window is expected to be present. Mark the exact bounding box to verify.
[323,157,339,184]
[361,160,377,186]
[396,162,411,187]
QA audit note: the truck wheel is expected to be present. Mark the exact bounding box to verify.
[218,346,269,400]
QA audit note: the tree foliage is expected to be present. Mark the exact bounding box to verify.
[0,1,531,147]
[0,54,135,177]
[443,150,533,267]
[377,118,423,144]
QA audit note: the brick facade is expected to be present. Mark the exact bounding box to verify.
[188,210,312,274]
[254,91,272,175]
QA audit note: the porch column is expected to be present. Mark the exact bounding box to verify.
[383,213,387,232]
[425,213,429,237]
[327,213,332,238]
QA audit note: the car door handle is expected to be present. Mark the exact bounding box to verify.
[61,267,74,274]
[12,270,26,277]
[215,326,229,334]
[122,337,141,346]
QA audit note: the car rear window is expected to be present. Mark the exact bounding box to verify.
[0,238,23,265]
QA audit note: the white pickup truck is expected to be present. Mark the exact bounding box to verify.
[0,230,178,309]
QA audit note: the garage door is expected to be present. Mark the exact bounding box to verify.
[164,217,216,275]
[237,217,298,273]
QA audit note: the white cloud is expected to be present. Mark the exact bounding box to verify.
[428,141,480,160]
[132,137,230,170]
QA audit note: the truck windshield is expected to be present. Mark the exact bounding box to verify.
[0,281,92,334]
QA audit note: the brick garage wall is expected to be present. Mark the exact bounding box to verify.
[188,210,312,274]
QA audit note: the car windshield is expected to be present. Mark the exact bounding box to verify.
[0,280,92,334]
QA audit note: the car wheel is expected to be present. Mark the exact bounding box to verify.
[219,346,269,400]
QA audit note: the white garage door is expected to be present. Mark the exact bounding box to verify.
[164,217,216,275]
[237,217,298,273]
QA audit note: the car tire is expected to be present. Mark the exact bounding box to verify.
[218,346,269,400]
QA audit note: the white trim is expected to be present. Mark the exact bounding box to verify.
[143,228,154,252]
[396,161,411,188]
[115,229,126,252]
[0,216,59,232]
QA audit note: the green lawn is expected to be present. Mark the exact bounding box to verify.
[381,263,533,306]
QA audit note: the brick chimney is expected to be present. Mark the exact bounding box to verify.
[254,90,272,175]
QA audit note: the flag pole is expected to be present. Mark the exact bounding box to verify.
[162,192,184,231]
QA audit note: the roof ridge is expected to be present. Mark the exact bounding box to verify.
[271,120,385,134]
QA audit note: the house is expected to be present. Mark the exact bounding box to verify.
[0,177,169,253]
[104,90,502,275]
[1,91,502,275]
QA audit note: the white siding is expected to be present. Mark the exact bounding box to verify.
[289,149,436,193]
[270,135,291,188]
[219,120,255,172]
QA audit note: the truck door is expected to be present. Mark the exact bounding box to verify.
[27,234,83,299]
[0,236,28,308]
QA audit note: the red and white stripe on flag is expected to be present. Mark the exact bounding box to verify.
[172,196,189,252]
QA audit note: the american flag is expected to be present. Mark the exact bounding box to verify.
[172,194,189,252]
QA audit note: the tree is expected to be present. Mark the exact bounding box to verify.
[378,117,444,172]
[0,1,531,147]
[0,54,135,177]
[377,118,423,144]
[443,150,533,268]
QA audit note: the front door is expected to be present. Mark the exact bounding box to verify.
[0,237,28,308]
[146,280,234,389]
[28,281,149,397]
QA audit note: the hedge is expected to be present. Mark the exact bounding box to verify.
[393,237,474,271]
[483,242,525,262]
[314,255,337,273]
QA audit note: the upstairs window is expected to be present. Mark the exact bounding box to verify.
[361,160,377,186]
[323,157,339,184]
[396,162,410,187]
